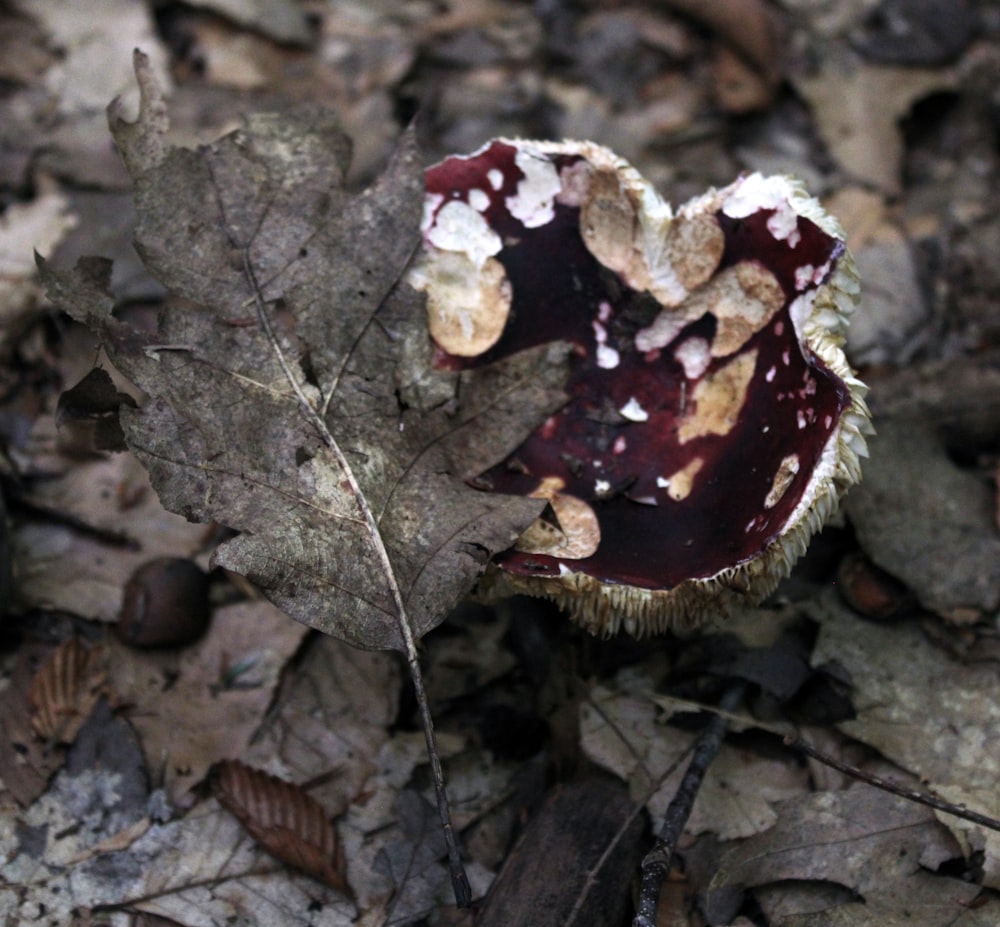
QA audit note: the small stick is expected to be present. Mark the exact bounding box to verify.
[10,494,139,549]
[633,681,746,927]
[784,734,1000,834]
[242,251,471,906]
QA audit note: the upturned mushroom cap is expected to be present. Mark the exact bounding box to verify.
[409,139,871,637]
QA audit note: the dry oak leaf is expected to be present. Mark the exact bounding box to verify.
[41,52,567,651]
[213,759,349,894]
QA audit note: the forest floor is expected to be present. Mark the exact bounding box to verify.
[1,1,1000,926]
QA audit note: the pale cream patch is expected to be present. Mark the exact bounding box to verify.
[708,264,783,357]
[592,317,620,369]
[794,263,816,291]
[412,251,511,357]
[597,345,620,369]
[635,310,689,353]
[515,476,601,559]
[678,349,758,444]
[674,337,712,380]
[722,173,801,246]
[765,453,800,508]
[507,148,563,228]
[636,243,763,356]
[467,188,490,212]
[425,198,502,267]
[663,212,725,291]
[664,457,704,501]
[619,397,649,422]
[579,167,648,289]
[653,263,783,359]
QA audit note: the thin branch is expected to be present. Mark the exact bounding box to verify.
[648,694,1000,836]
[784,734,1000,834]
[9,494,140,549]
[633,682,746,927]
[242,251,471,907]
[647,694,1000,837]
[565,745,693,927]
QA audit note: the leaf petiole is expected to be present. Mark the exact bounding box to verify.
[241,249,472,907]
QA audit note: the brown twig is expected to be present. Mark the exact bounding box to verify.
[9,493,140,549]
[633,681,746,927]
[243,251,471,906]
[566,745,692,927]
[784,734,1000,834]
[647,694,1000,837]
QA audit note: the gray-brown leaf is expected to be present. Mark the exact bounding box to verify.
[40,53,567,651]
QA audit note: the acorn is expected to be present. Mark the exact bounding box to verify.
[836,552,914,621]
[117,557,211,647]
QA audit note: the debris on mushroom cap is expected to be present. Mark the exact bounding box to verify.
[410,139,872,638]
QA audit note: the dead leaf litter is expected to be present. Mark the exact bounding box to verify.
[2,1,1000,924]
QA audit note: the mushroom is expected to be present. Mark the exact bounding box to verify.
[409,139,871,637]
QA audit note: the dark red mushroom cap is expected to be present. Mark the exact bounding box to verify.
[409,139,871,637]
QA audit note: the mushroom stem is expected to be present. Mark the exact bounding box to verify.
[632,681,747,926]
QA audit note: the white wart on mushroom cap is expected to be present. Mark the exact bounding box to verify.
[410,139,871,637]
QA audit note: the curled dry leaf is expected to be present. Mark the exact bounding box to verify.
[28,637,107,744]
[213,759,349,894]
[40,51,567,652]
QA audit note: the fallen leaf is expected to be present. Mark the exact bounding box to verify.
[0,643,70,805]
[826,188,930,366]
[214,759,349,893]
[3,0,171,188]
[843,418,1000,618]
[0,700,153,919]
[793,51,955,194]
[2,793,355,927]
[56,367,137,453]
[12,437,210,624]
[28,637,107,744]
[850,0,973,67]
[332,728,468,912]
[373,789,460,921]
[0,6,55,85]
[664,0,784,97]
[0,184,77,352]
[475,777,645,927]
[42,52,566,653]
[580,679,807,841]
[808,591,1000,887]
[183,0,312,45]
[110,599,309,802]
[866,348,1000,451]
[247,633,401,811]
[705,786,981,925]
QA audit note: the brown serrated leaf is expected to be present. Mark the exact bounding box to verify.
[40,50,567,653]
[28,638,107,744]
[214,759,349,894]
[0,642,69,804]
